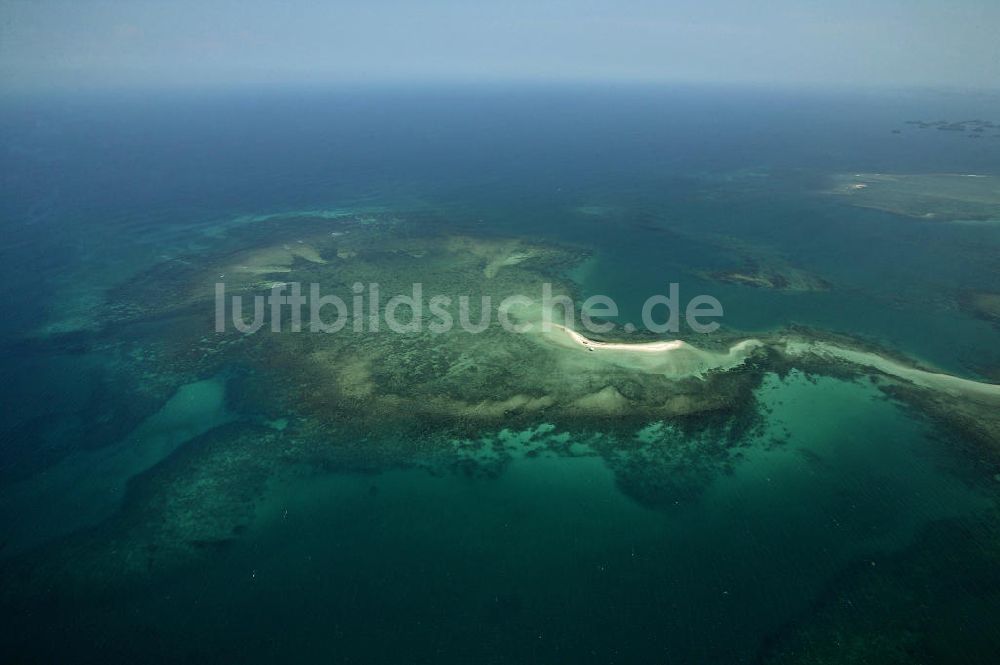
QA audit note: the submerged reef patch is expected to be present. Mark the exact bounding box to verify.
[829,173,1000,222]
[960,290,1000,327]
[703,264,831,292]
[68,210,1000,470]
[5,208,1000,589]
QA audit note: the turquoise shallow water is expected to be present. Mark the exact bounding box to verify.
[1,86,1000,662]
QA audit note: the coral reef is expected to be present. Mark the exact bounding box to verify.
[4,209,999,595]
[829,173,1000,222]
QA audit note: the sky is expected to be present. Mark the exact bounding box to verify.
[1,0,999,92]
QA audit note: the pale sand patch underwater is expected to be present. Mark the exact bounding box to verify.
[0,377,232,557]
[444,236,537,278]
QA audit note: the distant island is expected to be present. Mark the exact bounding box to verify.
[896,118,1000,139]
[829,172,1000,221]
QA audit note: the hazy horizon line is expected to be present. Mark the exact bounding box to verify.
[4,76,1000,101]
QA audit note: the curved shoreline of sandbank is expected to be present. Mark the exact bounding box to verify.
[534,322,763,379]
[545,323,1000,403]
[549,323,687,352]
[783,340,1000,403]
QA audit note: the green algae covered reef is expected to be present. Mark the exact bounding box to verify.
[105,210,770,432]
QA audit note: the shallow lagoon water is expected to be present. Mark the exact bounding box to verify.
[1,87,1000,662]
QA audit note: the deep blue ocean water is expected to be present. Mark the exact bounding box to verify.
[1,85,999,663]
